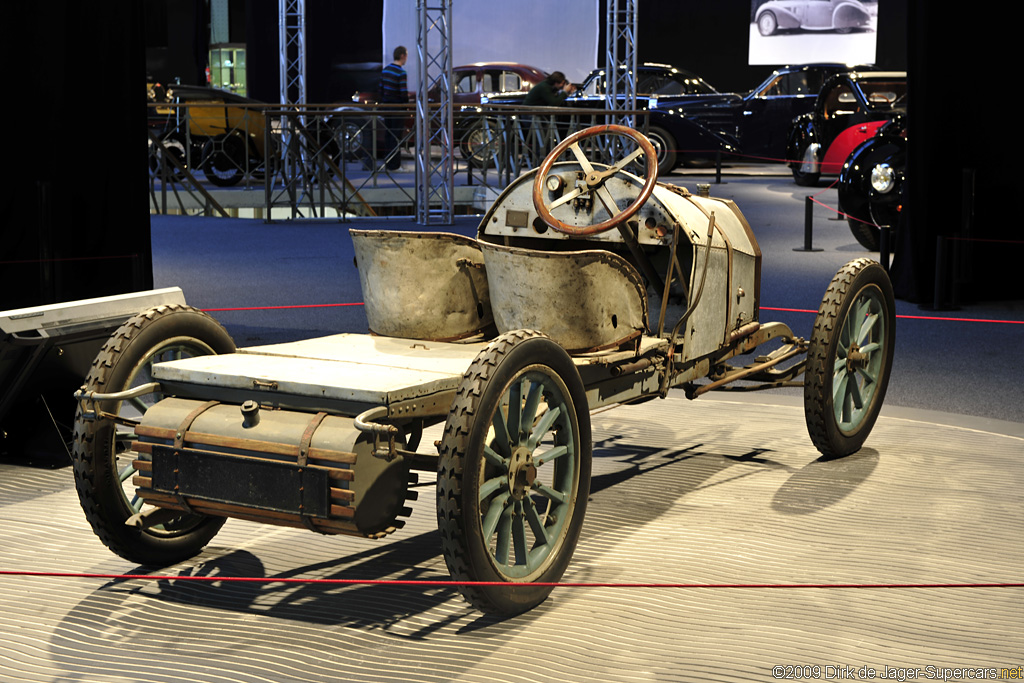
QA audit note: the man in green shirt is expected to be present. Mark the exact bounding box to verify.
[523,71,576,106]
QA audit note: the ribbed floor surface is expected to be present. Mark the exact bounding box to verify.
[1,396,1021,682]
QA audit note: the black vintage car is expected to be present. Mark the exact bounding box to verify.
[652,63,872,163]
[465,63,737,174]
[786,70,907,185]
[837,114,906,250]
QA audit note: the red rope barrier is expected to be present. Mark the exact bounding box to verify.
[1,570,1020,589]
[760,306,1024,325]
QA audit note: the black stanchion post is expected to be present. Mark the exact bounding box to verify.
[715,151,722,184]
[933,235,948,311]
[794,196,823,252]
[879,226,891,273]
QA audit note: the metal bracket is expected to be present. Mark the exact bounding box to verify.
[74,382,162,422]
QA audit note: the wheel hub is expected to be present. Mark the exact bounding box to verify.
[507,446,537,501]
[846,344,868,372]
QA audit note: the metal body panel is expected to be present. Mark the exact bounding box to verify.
[0,288,187,336]
[351,230,492,341]
[480,163,672,245]
[481,242,648,353]
[477,163,760,358]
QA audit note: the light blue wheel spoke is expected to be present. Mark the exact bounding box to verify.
[512,501,528,565]
[840,312,854,348]
[490,410,512,459]
[506,380,523,445]
[479,475,508,502]
[483,445,507,468]
[859,341,881,355]
[521,382,543,435]
[527,405,562,450]
[534,445,568,467]
[833,371,849,404]
[846,374,864,411]
[833,356,847,375]
[524,497,549,544]
[482,491,512,541]
[118,464,138,484]
[856,366,877,385]
[858,312,879,345]
[129,396,150,414]
[495,506,514,565]
[533,482,567,504]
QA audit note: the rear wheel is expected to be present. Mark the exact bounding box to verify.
[437,330,591,615]
[72,305,235,565]
[202,134,246,186]
[460,118,503,169]
[804,259,895,457]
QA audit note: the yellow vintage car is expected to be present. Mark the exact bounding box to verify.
[163,85,270,186]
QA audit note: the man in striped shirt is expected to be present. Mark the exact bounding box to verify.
[379,46,408,170]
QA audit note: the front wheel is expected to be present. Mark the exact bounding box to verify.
[791,142,820,186]
[437,330,592,615]
[847,214,881,251]
[645,125,678,175]
[804,259,895,457]
[72,305,236,565]
[758,11,778,36]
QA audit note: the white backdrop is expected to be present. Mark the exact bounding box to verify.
[383,1,599,89]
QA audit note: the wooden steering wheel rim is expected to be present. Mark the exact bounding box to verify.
[532,124,658,236]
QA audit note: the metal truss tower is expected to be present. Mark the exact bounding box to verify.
[605,0,638,128]
[278,0,306,105]
[415,0,454,225]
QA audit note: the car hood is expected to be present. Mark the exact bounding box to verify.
[651,93,741,116]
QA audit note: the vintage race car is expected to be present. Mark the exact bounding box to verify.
[755,0,875,36]
[786,71,906,185]
[74,125,895,616]
[838,114,907,250]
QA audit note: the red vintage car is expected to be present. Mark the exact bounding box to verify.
[785,71,906,185]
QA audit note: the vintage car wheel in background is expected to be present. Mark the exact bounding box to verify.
[459,118,503,169]
[757,11,778,35]
[72,305,235,566]
[645,125,677,176]
[804,259,895,458]
[436,330,592,615]
[148,137,190,181]
[791,145,820,186]
[201,134,247,186]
